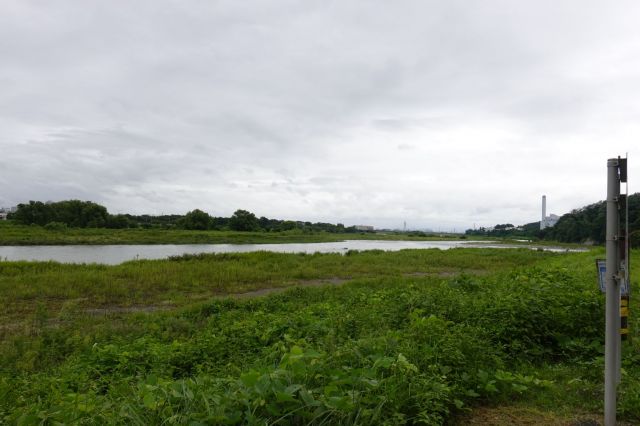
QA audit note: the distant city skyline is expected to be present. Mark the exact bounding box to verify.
[1,1,638,230]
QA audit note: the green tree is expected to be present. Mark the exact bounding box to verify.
[279,220,298,231]
[229,209,260,231]
[182,209,212,230]
[12,200,108,228]
[106,214,132,229]
[12,201,53,225]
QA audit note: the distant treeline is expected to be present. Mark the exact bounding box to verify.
[8,200,365,233]
[465,193,640,247]
[464,222,541,239]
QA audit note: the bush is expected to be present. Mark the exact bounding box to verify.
[43,222,68,231]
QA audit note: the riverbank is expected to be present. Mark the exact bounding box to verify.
[0,221,474,245]
[0,248,549,329]
[1,247,638,424]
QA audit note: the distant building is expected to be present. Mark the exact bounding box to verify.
[542,214,560,229]
[355,225,374,231]
[540,195,559,229]
[0,206,17,220]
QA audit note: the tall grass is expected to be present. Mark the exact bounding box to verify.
[1,248,638,424]
[0,248,555,328]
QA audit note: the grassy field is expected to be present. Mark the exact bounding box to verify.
[0,249,547,331]
[1,248,638,424]
[0,221,473,245]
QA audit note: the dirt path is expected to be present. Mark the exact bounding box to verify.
[450,406,634,426]
[83,270,486,315]
[83,277,352,315]
[4,270,475,322]
[231,277,350,299]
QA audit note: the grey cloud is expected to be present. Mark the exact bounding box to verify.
[2,1,640,228]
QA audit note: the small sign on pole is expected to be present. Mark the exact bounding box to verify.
[597,259,607,293]
[597,259,630,296]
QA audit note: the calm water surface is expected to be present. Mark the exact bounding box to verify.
[0,240,579,265]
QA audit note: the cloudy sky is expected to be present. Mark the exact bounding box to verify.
[2,1,639,230]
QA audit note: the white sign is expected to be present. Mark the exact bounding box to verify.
[597,259,630,296]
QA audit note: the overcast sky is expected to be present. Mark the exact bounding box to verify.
[2,1,639,230]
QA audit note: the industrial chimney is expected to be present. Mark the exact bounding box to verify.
[541,195,547,230]
[539,195,560,230]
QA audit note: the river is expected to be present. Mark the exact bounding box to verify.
[0,240,579,265]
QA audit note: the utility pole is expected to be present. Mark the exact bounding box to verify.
[604,156,628,426]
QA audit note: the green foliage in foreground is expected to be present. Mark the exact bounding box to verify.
[1,250,639,424]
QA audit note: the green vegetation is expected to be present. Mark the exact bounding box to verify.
[466,193,640,247]
[1,248,638,424]
[11,200,109,228]
[0,248,547,326]
[229,209,261,232]
[543,193,640,246]
[0,220,466,246]
[181,209,213,231]
[8,200,366,234]
[465,222,541,239]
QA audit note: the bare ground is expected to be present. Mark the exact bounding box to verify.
[450,406,635,426]
[3,271,478,320]
[81,277,352,315]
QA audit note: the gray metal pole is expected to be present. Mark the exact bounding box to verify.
[605,158,621,426]
[617,297,622,385]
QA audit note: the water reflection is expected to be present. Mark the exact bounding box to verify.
[0,240,582,265]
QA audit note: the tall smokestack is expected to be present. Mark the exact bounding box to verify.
[541,195,547,229]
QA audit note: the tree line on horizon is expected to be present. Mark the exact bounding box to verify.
[7,200,366,234]
[9,195,640,246]
[465,193,640,247]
